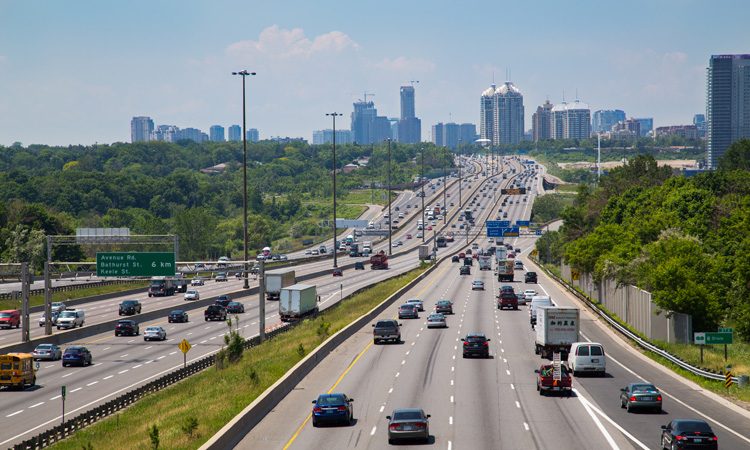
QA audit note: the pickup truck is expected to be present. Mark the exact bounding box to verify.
[372,319,401,344]
[535,363,572,396]
[497,290,518,310]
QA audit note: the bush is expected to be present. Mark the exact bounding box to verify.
[180,416,198,438]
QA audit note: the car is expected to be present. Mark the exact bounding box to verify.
[660,419,717,450]
[405,299,424,311]
[568,342,607,376]
[332,268,343,276]
[56,309,85,329]
[279,254,289,261]
[514,260,524,270]
[471,243,479,250]
[620,383,662,413]
[451,255,460,263]
[463,257,473,266]
[312,249,320,255]
[50,302,67,313]
[525,272,538,283]
[215,295,231,308]
[435,300,453,314]
[523,289,537,302]
[461,333,490,358]
[507,252,516,259]
[115,320,139,336]
[471,280,485,290]
[459,265,470,275]
[416,232,423,238]
[215,273,228,282]
[426,313,447,328]
[190,278,204,286]
[312,393,354,426]
[451,223,457,228]
[398,304,419,319]
[184,289,200,301]
[354,261,365,270]
[205,305,227,321]
[515,248,521,253]
[373,319,402,344]
[465,249,472,255]
[386,408,430,444]
[305,249,312,255]
[143,326,167,341]
[226,301,245,314]
[168,310,189,323]
[458,252,465,258]
[62,346,92,367]
[38,311,60,327]
[32,343,62,360]
[427,226,432,231]
[118,300,142,316]
[0,310,21,329]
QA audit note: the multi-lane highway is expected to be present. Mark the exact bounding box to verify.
[0,156,509,446]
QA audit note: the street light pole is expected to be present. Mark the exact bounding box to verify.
[232,70,256,289]
[442,146,447,224]
[386,139,393,255]
[458,139,463,209]
[420,148,425,243]
[327,112,342,269]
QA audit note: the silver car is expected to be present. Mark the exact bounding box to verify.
[426,313,447,328]
[32,343,62,360]
[387,408,430,444]
[405,299,424,312]
[471,280,485,290]
[184,290,200,301]
[143,326,167,341]
[38,312,60,327]
[190,278,204,286]
[51,302,66,313]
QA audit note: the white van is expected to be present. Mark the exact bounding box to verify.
[529,295,553,326]
[56,309,85,329]
[568,342,606,376]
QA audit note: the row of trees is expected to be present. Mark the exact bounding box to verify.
[0,140,456,266]
[536,140,750,341]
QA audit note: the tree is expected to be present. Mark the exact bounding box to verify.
[718,139,750,171]
[4,225,46,270]
[171,207,218,260]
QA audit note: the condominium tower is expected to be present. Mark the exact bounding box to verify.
[706,54,750,169]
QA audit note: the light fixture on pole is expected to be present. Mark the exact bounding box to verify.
[231,70,256,289]
[326,112,342,269]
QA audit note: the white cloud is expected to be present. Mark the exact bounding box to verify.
[226,25,358,60]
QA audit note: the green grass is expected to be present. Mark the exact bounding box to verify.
[49,265,429,450]
[0,281,148,311]
[341,189,392,206]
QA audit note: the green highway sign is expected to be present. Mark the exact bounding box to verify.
[694,332,733,345]
[718,327,733,333]
[96,252,176,277]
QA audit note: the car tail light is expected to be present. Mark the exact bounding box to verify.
[337,406,347,411]
[313,407,321,413]
[463,341,469,346]
[656,395,662,401]
[629,396,636,402]
[712,436,718,441]
[413,422,426,429]
[483,342,489,346]
[389,424,400,431]
[674,435,685,441]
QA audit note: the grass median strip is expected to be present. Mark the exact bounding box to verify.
[48,265,429,449]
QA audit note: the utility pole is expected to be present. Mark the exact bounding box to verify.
[443,146,447,224]
[21,262,30,343]
[258,259,265,342]
[44,236,52,336]
[327,112,342,268]
[458,140,463,209]
[420,148,425,243]
[387,138,393,256]
[597,132,602,183]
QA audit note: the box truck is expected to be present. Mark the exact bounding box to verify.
[534,306,580,359]
[265,268,297,300]
[279,284,319,321]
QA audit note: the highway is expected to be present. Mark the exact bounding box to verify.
[0,156,510,446]
[233,158,750,450]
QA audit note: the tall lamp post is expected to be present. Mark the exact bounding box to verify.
[420,147,425,243]
[442,146,447,224]
[458,139,463,209]
[232,70,256,289]
[387,138,393,256]
[327,112,342,268]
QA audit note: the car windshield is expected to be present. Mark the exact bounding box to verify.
[393,411,423,421]
[65,348,82,354]
[59,311,76,318]
[407,299,421,304]
[0,313,12,318]
[187,290,197,294]
[675,420,712,433]
[146,327,161,332]
[437,301,450,306]
[400,305,413,310]
[118,321,133,325]
[631,384,657,392]
[467,335,486,342]
[375,321,395,328]
[123,301,136,306]
[316,395,345,405]
[428,314,443,320]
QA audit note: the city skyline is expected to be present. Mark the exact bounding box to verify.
[1,1,747,146]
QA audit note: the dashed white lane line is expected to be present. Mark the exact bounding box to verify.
[200,340,207,344]
[61,373,73,378]
[449,416,453,425]
[169,351,177,355]
[119,354,128,358]
[144,346,153,350]
[448,440,453,450]
[118,369,129,374]
[510,383,515,390]
[401,360,406,365]
[451,366,455,372]
[388,388,393,394]
[29,402,44,409]
[103,375,114,380]
[505,369,510,375]
[405,351,410,356]
[210,336,217,340]
[70,387,81,393]
[127,339,135,343]
[524,422,530,431]
[515,401,520,409]
[102,347,110,351]
[87,381,98,386]
[450,379,454,386]
[49,395,61,401]
[411,342,416,346]
[395,372,400,378]
[370,426,377,436]
[132,364,142,369]
[379,405,385,413]
[186,332,193,336]
[157,355,166,360]
[6,410,23,417]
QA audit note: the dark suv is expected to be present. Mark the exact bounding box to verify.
[119,300,142,316]
[525,272,538,283]
[115,320,139,336]
[462,333,491,358]
[205,305,227,321]
[372,319,401,344]
[459,265,470,275]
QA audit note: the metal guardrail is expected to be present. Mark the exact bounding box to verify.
[0,279,145,301]
[532,258,740,384]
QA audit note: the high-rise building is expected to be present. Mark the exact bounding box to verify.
[551,100,591,140]
[459,123,477,146]
[131,116,154,143]
[432,123,444,147]
[634,118,653,137]
[592,109,626,133]
[209,125,225,142]
[313,129,353,145]
[611,118,641,137]
[246,128,259,142]
[151,125,178,142]
[495,81,524,145]
[372,116,392,143]
[693,114,707,138]
[444,123,460,149]
[400,86,415,119]
[707,54,750,168]
[532,100,554,141]
[431,122,463,149]
[351,100,392,144]
[228,125,241,142]
[479,84,496,145]
[175,128,208,143]
[398,86,422,143]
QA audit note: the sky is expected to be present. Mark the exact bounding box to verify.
[1,0,749,146]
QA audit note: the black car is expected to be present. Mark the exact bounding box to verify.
[119,300,142,316]
[354,261,365,270]
[205,305,227,321]
[215,295,231,308]
[660,419,717,450]
[451,255,460,263]
[459,265,470,275]
[525,272,538,283]
[226,301,245,314]
[62,346,92,367]
[168,310,188,323]
[463,257,473,266]
[462,333,490,358]
[332,268,343,277]
[115,320,139,336]
[435,300,453,315]
[398,304,419,319]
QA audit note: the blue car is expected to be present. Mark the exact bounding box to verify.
[311,393,354,426]
[62,346,92,367]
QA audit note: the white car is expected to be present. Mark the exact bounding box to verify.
[144,326,167,341]
[191,278,204,286]
[184,290,200,301]
[523,290,537,302]
[312,249,320,255]
[405,298,424,311]
[416,232,423,238]
[51,302,67,313]
[427,313,447,328]
[305,249,312,255]
[471,280,485,291]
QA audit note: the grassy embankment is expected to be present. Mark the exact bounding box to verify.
[0,281,149,311]
[50,264,429,449]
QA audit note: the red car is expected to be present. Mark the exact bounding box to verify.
[536,364,572,396]
[508,252,516,259]
[406,234,412,239]
[427,226,432,231]
[458,252,465,258]
[332,268,343,277]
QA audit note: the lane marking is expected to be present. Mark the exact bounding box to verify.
[524,422,530,431]
[370,426,377,436]
[49,395,61,401]
[70,387,81,393]
[510,383,515,390]
[515,401,520,409]
[450,395,454,403]
[132,364,142,369]
[449,416,453,425]
[103,375,114,380]
[388,388,393,394]
[6,410,23,417]
[573,388,618,449]
[86,381,98,386]
[29,402,44,409]
[575,389,649,450]
[118,369,129,374]
[379,405,384,413]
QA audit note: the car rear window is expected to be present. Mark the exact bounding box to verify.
[317,395,344,405]
[65,348,81,354]
[632,384,656,392]
[400,305,413,310]
[393,411,423,420]
[375,321,395,328]
[467,336,486,342]
[576,345,590,356]
[590,346,604,356]
[675,420,712,433]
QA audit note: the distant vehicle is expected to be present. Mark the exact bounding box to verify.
[451,255,460,263]
[215,295,231,308]
[568,342,606,376]
[332,268,343,277]
[536,363,572,396]
[620,383,662,413]
[497,289,518,310]
[478,255,492,271]
[191,278,204,286]
[405,299,424,311]
[370,250,389,270]
[398,304,419,319]
[436,236,447,247]
[51,302,67,313]
[143,326,167,341]
[38,311,60,327]
[115,320,139,336]
[435,300,453,314]
[0,310,21,329]
[372,319,401,344]
[226,302,245,314]
[312,249,320,255]
[279,284,318,321]
[204,305,227,322]
[168,310,189,323]
[529,295,553,326]
[215,273,228,282]
[265,269,297,300]
[56,309,85,329]
[184,290,200,301]
[386,409,431,444]
[660,420,717,449]
[426,313,447,328]
[312,393,354,427]
[319,245,327,254]
[119,300,141,316]
[461,333,490,358]
[32,344,62,361]
[148,276,176,297]
[62,346,92,367]
[459,265,470,275]
[514,260,524,270]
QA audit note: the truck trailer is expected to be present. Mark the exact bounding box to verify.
[279,284,319,322]
[534,306,580,359]
[264,268,297,300]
